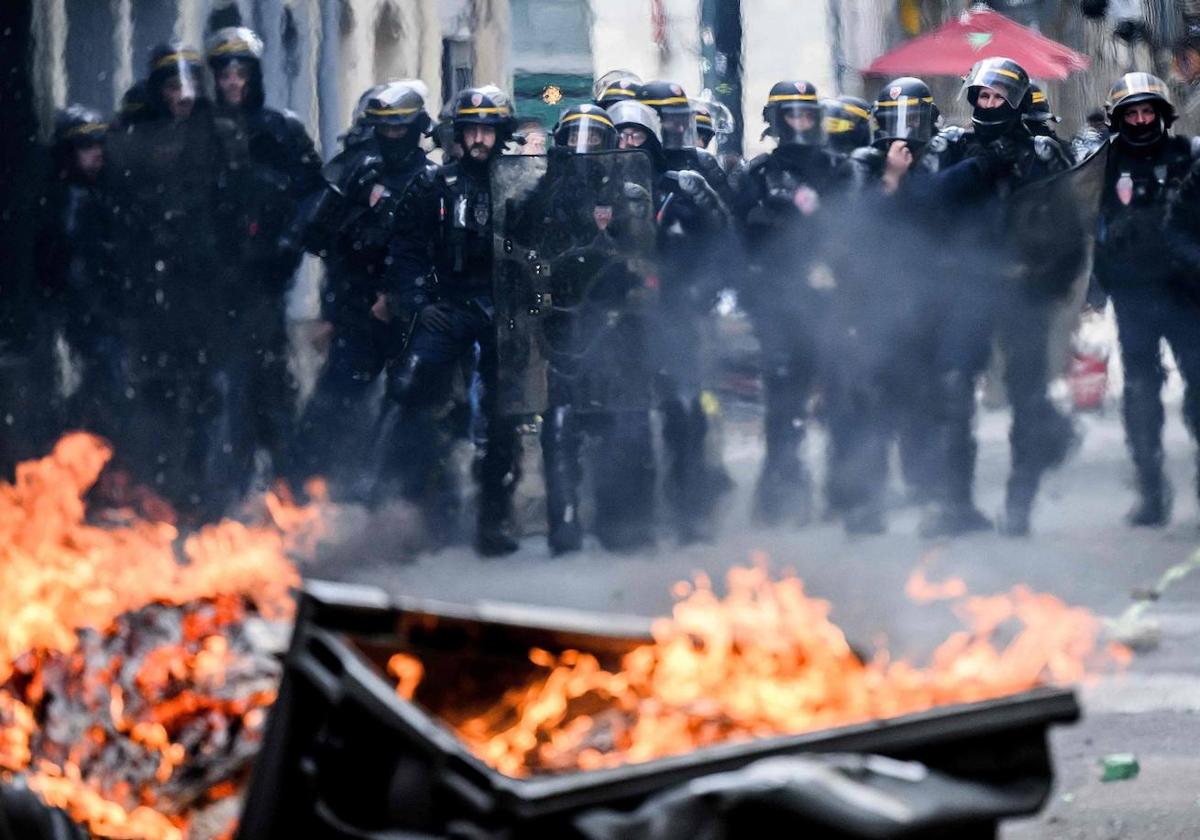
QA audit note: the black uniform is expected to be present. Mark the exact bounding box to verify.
[732,80,847,526]
[380,86,522,556]
[1097,73,1200,525]
[208,27,324,483]
[291,129,436,498]
[34,108,121,444]
[104,45,251,521]
[638,81,736,542]
[918,58,1073,536]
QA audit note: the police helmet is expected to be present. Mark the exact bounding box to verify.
[593,70,643,108]
[205,26,263,66]
[961,56,1030,109]
[53,104,107,148]
[763,80,823,146]
[1105,72,1176,127]
[147,43,206,108]
[822,95,872,152]
[1024,83,1060,124]
[872,77,938,147]
[636,80,697,150]
[553,103,618,154]
[607,99,664,162]
[452,85,517,142]
[362,79,432,133]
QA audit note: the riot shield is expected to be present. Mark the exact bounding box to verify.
[1006,141,1110,302]
[492,150,658,415]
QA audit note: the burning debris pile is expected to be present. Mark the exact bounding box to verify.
[0,434,321,839]
[401,561,1128,778]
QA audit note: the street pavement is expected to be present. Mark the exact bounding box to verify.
[313,401,1200,839]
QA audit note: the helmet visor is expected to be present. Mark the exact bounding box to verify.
[874,97,934,144]
[770,102,823,146]
[556,113,617,154]
[659,110,698,150]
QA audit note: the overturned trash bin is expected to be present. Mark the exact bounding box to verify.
[237,581,1081,840]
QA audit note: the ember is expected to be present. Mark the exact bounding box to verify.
[0,434,322,838]
[407,558,1126,778]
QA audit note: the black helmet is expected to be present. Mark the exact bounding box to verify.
[205,26,263,65]
[552,103,618,154]
[114,81,151,127]
[961,57,1029,139]
[452,85,517,144]
[961,56,1030,109]
[1024,83,1060,124]
[763,80,823,146]
[362,79,432,132]
[822,95,872,152]
[206,26,265,108]
[1105,72,1176,127]
[147,43,206,113]
[872,77,938,147]
[636,80,697,150]
[52,105,106,176]
[53,104,107,148]
[593,70,643,108]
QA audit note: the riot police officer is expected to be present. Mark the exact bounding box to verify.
[593,70,643,110]
[34,106,119,445]
[380,85,522,556]
[732,80,847,526]
[104,44,251,521]
[291,81,436,499]
[1098,73,1200,525]
[636,81,735,542]
[822,95,873,155]
[206,26,323,487]
[821,79,942,533]
[526,103,660,553]
[919,57,1073,537]
[1023,83,1071,159]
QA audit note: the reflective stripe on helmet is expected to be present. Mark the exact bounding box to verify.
[560,111,615,129]
[601,87,637,99]
[874,97,934,107]
[208,40,256,57]
[367,106,421,116]
[839,103,871,119]
[456,106,510,115]
[640,96,690,106]
[64,122,107,138]
[768,93,818,102]
[824,117,855,133]
[153,51,202,69]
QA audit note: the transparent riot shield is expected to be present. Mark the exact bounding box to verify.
[492,150,658,415]
[1006,141,1110,302]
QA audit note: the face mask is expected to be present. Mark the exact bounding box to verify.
[972,100,1019,140]
[376,130,415,166]
[1118,115,1163,148]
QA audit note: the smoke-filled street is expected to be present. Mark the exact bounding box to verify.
[317,401,1200,839]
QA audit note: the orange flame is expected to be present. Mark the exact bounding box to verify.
[905,568,968,603]
[429,562,1127,777]
[0,434,321,838]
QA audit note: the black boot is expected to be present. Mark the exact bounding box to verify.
[998,471,1035,537]
[1124,378,1170,527]
[542,408,584,556]
[921,371,991,538]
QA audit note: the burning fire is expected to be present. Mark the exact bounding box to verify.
[0,434,323,838]
[410,559,1127,777]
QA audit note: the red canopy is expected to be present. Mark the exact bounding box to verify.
[864,7,1090,80]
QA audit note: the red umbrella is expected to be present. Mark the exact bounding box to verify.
[864,6,1090,80]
